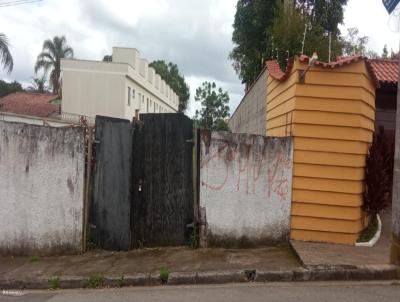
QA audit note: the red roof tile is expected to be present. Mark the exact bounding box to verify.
[0,92,59,118]
[369,59,398,85]
[266,55,382,88]
[265,59,294,82]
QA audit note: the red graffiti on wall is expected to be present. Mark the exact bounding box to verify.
[267,145,291,201]
[200,136,291,201]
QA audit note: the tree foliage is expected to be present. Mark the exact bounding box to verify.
[28,75,48,93]
[230,0,348,86]
[149,60,190,112]
[382,45,389,59]
[341,27,368,56]
[363,127,393,217]
[194,81,230,131]
[35,36,74,95]
[103,55,112,62]
[230,0,277,87]
[0,33,13,73]
[0,79,23,98]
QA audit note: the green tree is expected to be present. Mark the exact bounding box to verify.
[194,81,230,131]
[229,0,277,87]
[103,55,112,62]
[230,0,347,86]
[295,0,347,36]
[382,45,389,59]
[34,36,74,95]
[0,79,23,98]
[0,33,13,73]
[28,75,47,93]
[270,1,344,67]
[149,60,190,112]
[341,27,368,56]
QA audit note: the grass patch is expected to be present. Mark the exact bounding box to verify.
[244,269,256,281]
[117,274,124,288]
[85,273,104,288]
[48,275,60,289]
[159,267,170,284]
[28,256,40,262]
[357,215,379,243]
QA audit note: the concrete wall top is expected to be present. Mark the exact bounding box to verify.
[112,47,140,69]
[229,67,268,135]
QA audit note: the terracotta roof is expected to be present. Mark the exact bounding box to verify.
[369,59,398,85]
[0,92,59,118]
[266,55,381,88]
[265,59,294,82]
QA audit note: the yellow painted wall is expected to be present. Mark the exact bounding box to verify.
[266,59,375,245]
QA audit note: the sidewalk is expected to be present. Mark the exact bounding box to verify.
[290,209,392,267]
[0,241,398,290]
[0,246,300,288]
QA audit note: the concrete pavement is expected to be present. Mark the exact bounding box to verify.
[291,209,392,267]
[2,281,400,302]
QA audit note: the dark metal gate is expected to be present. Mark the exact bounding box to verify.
[92,116,132,250]
[131,114,194,247]
[91,113,194,250]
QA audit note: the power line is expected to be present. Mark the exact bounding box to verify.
[0,0,42,8]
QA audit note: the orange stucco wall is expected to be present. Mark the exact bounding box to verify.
[266,59,375,245]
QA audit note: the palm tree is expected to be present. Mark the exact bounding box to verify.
[28,75,47,93]
[0,33,13,73]
[34,36,73,95]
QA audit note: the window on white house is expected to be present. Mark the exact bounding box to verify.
[132,89,135,99]
[128,87,131,106]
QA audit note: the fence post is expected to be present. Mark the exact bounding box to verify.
[192,123,199,247]
[82,126,93,253]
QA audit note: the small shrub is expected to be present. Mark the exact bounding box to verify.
[187,230,198,249]
[28,256,40,262]
[244,269,256,281]
[357,215,379,243]
[48,275,60,289]
[117,274,124,288]
[159,267,170,284]
[363,127,393,218]
[86,273,104,288]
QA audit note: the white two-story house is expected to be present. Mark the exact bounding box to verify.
[61,47,179,122]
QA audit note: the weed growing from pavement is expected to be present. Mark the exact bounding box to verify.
[86,273,104,288]
[117,274,124,287]
[28,256,40,262]
[48,275,60,289]
[244,269,256,281]
[159,267,170,284]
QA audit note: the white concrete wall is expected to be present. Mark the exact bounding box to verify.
[229,68,268,135]
[0,120,85,255]
[199,131,293,247]
[61,60,126,119]
[112,47,140,69]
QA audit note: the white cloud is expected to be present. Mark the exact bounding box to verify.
[341,0,400,54]
[2,0,396,118]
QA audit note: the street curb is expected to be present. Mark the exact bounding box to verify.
[0,265,398,290]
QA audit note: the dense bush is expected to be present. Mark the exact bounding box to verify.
[363,127,394,217]
[0,79,23,98]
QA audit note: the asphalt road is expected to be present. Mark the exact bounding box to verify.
[1,281,400,302]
